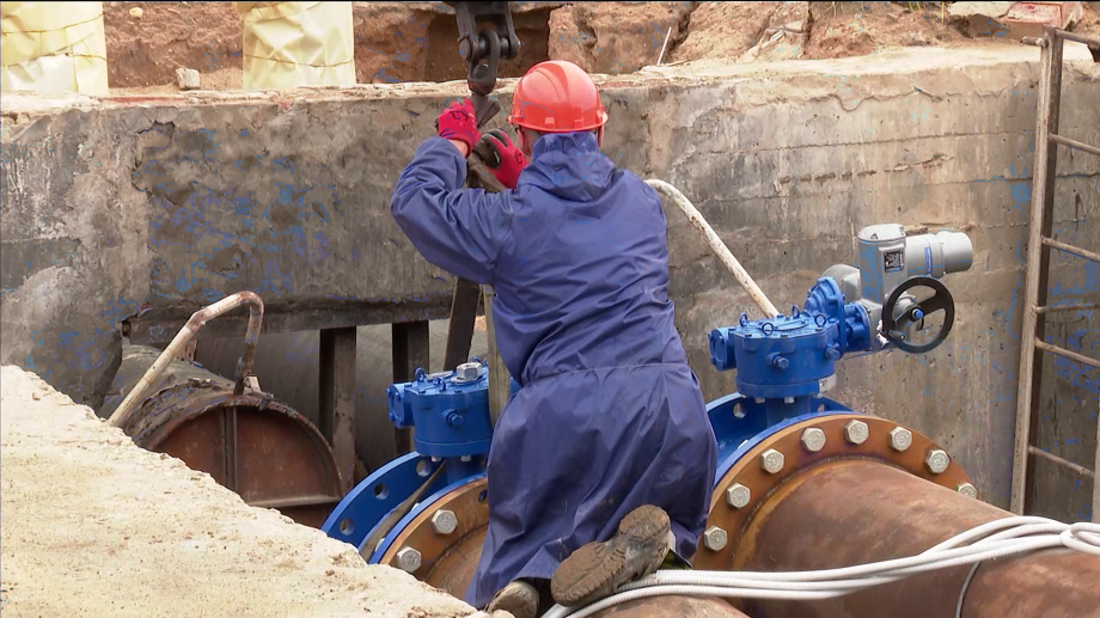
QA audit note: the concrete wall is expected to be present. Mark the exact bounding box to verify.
[2,46,1098,513]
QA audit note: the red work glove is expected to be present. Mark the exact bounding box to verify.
[476,130,528,190]
[436,99,480,152]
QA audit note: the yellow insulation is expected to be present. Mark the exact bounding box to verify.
[235,1,355,90]
[0,1,108,95]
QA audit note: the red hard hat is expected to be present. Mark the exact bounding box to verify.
[508,60,608,133]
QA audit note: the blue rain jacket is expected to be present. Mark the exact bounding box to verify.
[391,132,718,608]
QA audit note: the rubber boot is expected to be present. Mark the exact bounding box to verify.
[550,505,674,608]
[486,580,540,618]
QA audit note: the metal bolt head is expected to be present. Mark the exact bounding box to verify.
[844,420,870,445]
[957,482,978,499]
[760,448,785,474]
[431,510,458,535]
[888,427,913,452]
[455,362,480,382]
[925,449,951,474]
[800,427,827,453]
[726,483,751,509]
[783,396,795,404]
[703,526,728,551]
[395,547,422,573]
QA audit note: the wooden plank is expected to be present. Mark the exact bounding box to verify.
[319,327,357,493]
[1011,31,1064,516]
[443,278,482,371]
[482,286,511,426]
[392,320,430,455]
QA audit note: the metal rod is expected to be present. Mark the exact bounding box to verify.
[1042,236,1100,264]
[1050,132,1100,157]
[657,25,673,65]
[249,494,344,509]
[1035,338,1100,370]
[1035,302,1100,314]
[1011,31,1063,516]
[1028,445,1096,479]
[1053,27,1100,49]
[645,179,780,318]
[108,291,265,428]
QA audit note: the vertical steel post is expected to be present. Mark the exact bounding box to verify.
[1011,29,1064,515]
[392,320,430,455]
[320,326,357,493]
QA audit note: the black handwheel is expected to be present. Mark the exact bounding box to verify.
[881,276,955,354]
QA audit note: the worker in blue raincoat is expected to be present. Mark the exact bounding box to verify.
[390,60,718,618]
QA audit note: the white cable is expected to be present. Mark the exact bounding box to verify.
[645,179,780,319]
[542,517,1100,618]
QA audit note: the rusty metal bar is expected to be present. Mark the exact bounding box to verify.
[1050,132,1100,157]
[108,291,265,429]
[1035,302,1099,314]
[1053,27,1100,49]
[1011,29,1064,516]
[320,327,357,493]
[736,460,1100,618]
[249,494,344,509]
[1034,338,1100,370]
[393,320,430,455]
[1042,236,1100,264]
[1028,445,1096,479]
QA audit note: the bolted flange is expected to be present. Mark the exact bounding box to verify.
[888,426,913,452]
[760,448,785,474]
[800,427,827,452]
[844,420,870,445]
[925,449,951,474]
[957,482,978,498]
[726,483,751,509]
[395,547,422,573]
[703,526,728,551]
[431,509,458,535]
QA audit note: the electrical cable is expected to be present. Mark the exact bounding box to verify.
[541,516,1100,618]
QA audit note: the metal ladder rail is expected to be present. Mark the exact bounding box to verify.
[1010,27,1100,520]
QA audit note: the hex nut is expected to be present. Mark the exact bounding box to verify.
[455,362,480,382]
[395,547,422,573]
[726,483,751,509]
[800,427,827,453]
[957,483,978,499]
[431,509,458,535]
[703,526,728,551]
[844,420,870,445]
[888,427,913,452]
[760,448,785,474]
[925,449,951,474]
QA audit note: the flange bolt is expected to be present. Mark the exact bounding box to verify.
[455,362,481,382]
[760,449,785,474]
[925,449,951,474]
[431,510,458,535]
[844,420,869,445]
[800,427,827,452]
[888,427,913,452]
[703,526,728,551]
[957,483,978,498]
[396,547,422,573]
[768,353,789,370]
[726,483,751,509]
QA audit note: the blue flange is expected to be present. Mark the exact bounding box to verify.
[366,473,487,561]
[321,452,447,548]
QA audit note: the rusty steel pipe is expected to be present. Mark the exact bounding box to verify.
[108,291,264,428]
[733,460,1100,618]
[101,344,343,527]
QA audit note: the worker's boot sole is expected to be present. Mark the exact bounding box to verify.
[550,505,673,608]
[486,580,540,618]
